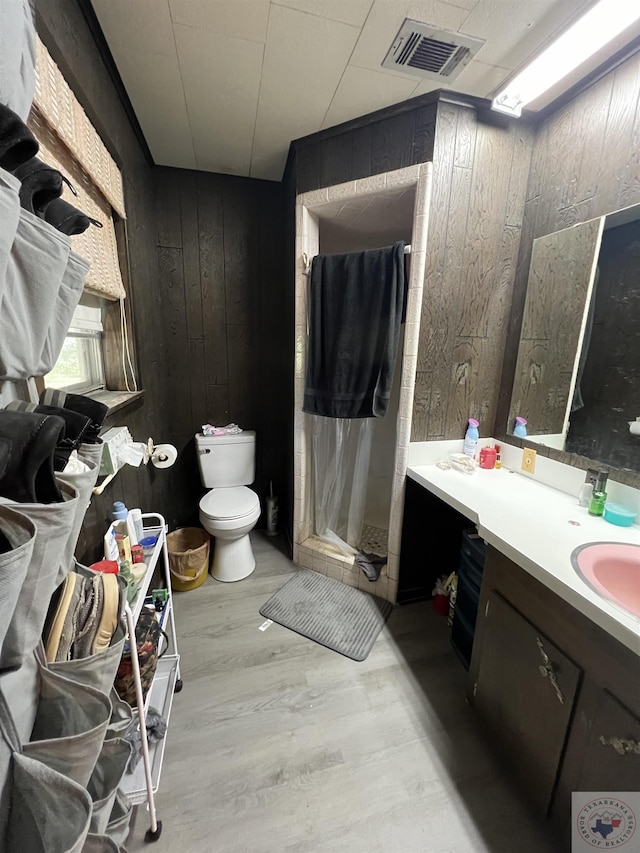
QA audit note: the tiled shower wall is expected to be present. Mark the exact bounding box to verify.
[293,163,432,603]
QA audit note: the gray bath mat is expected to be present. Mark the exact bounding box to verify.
[259,569,392,661]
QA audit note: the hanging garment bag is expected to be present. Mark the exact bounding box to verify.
[0,167,21,306]
[37,250,91,375]
[0,482,79,669]
[106,687,133,740]
[77,442,105,470]
[0,505,35,658]
[56,449,103,573]
[82,833,127,853]
[0,208,71,381]
[0,0,36,121]
[49,623,126,696]
[0,687,92,853]
[24,654,111,787]
[105,789,132,847]
[87,737,133,836]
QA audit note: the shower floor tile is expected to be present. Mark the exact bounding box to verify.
[359,524,388,557]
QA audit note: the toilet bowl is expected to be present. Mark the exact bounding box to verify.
[199,486,260,582]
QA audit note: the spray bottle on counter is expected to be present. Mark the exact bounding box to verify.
[463,418,479,459]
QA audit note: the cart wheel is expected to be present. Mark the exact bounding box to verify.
[174,679,183,694]
[145,821,163,842]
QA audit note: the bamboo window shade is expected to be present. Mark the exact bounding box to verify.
[27,37,126,301]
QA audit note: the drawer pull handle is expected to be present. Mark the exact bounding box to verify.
[599,736,640,756]
[536,637,565,704]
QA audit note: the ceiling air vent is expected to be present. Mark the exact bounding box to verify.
[382,20,485,83]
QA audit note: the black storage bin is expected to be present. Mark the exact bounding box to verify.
[457,549,484,594]
[454,571,481,628]
[451,607,474,670]
[461,528,486,566]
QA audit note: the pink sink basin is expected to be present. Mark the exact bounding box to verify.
[572,542,640,619]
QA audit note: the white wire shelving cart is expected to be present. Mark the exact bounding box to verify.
[117,512,181,843]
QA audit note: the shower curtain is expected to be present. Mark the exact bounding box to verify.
[312,416,372,556]
[305,242,407,557]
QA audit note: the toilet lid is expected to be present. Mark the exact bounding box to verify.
[200,487,259,521]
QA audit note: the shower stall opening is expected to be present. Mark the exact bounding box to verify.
[293,165,432,602]
[311,208,413,562]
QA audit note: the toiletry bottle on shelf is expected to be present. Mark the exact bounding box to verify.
[111,500,138,545]
[588,470,609,517]
[463,418,479,458]
[112,501,128,522]
[578,468,598,507]
[514,417,528,438]
[494,444,502,469]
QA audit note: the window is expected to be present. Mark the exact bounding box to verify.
[45,296,105,394]
[28,37,139,398]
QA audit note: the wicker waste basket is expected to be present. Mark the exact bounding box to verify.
[166,527,210,592]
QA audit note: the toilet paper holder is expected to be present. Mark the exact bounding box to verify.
[145,438,178,468]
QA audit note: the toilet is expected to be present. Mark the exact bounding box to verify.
[196,431,260,582]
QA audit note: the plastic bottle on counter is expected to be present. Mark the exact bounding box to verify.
[494,444,502,469]
[588,470,609,517]
[463,418,479,458]
[514,417,528,438]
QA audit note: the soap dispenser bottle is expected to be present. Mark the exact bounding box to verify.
[578,468,598,507]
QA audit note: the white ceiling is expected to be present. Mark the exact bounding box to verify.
[91,0,604,182]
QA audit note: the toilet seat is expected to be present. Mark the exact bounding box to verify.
[200,486,259,522]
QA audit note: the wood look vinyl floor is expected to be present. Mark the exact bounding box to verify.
[128,533,563,853]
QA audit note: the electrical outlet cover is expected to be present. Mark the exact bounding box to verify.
[521,447,536,474]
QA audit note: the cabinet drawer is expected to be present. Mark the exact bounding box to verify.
[461,528,486,567]
[454,571,480,627]
[451,607,474,670]
[458,549,484,593]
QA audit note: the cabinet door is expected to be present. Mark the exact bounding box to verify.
[472,591,582,812]
[574,690,640,791]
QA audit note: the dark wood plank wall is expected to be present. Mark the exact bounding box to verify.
[412,103,534,440]
[295,102,437,192]
[496,51,640,487]
[154,168,288,532]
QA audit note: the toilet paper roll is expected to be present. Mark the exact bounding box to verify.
[151,444,178,469]
[629,419,640,436]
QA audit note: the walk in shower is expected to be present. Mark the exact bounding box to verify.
[293,164,432,603]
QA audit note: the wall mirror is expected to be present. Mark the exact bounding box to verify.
[508,202,640,474]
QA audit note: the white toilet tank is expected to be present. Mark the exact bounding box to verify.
[196,431,256,487]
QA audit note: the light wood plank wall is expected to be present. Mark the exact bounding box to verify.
[294,98,534,446]
[410,102,534,441]
[496,50,640,488]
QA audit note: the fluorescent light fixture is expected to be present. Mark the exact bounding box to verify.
[492,0,640,116]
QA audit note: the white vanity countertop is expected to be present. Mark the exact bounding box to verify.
[407,457,640,655]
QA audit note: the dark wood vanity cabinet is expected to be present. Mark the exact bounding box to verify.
[469,546,640,831]
[555,685,640,818]
[472,591,581,812]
